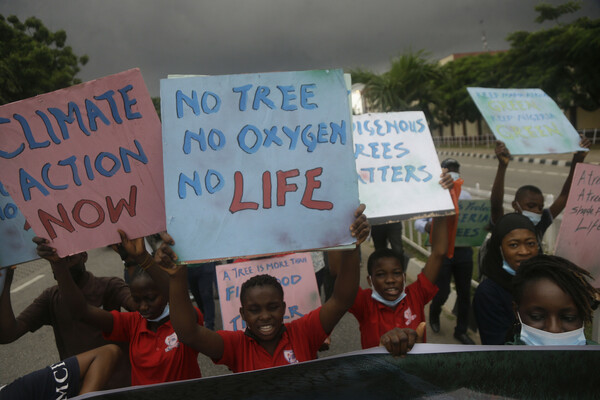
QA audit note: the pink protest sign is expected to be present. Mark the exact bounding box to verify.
[0,69,165,257]
[555,163,600,287]
[216,253,321,331]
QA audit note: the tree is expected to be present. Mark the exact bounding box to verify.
[0,14,88,105]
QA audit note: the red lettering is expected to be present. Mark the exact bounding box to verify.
[38,204,75,240]
[106,185,138,223]
[262,171,272,209]
[72,199,105,228]
[276,169,299,206]
[229,171,259,213]
[301,167,333,210]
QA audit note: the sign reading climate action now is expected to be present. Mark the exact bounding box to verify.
[0,69,165,257]
[468,87,586,156]
[160,69,359,262]
[353,111,454,224]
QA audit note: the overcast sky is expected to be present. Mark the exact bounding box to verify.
[2,0,599,96]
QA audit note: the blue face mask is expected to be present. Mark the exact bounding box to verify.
[371,282,406,307]
[500,248,516,276]
[521,210,542,226]
[448,172,460,181]
[518,313,586,346]
[145,303,170,322]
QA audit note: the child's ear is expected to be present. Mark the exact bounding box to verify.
[366,275,372,287]
[239,306,245,321]
[511,200,520,213]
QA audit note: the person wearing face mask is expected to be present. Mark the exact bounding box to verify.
[473,213,539,345]
[0,238,137,389]
[509,255,599,346]
[415,159,476,345]
[490,136,590,244]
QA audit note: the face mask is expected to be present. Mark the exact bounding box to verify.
[371,282,406,307]
[518,313,586,346]
[521,210,542,226]
[146,303,170,322]
[448,172,460,181]
[499,248,516,276]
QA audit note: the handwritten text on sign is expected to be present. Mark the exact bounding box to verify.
[0,69,165,256]
[454,199,491,247]
[216,253,321,331]
[353,111,453,224]
[467,88,585,156]
[555,163,600,287]
[161,70,359,261]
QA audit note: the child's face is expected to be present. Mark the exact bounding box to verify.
[240,285,286,343]
[368,257,405,301]
[516,278,583,333]
[131,276,167,320]
[513,191,544,214]
[500,229,538,270]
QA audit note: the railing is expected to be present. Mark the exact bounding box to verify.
[432,129,599,148]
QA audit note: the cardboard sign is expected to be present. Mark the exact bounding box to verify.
[454,199,491,247]
[161,69,359,261]
[0,69,165,257]
[467,88,585,155]
[0,181,38,267]
[216,253,320,331]
[555,163,600,286]
[352,111,454,224]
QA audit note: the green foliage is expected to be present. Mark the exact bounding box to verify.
[534,1,581,24]
[152,97,161,120]
[0,14,88,105]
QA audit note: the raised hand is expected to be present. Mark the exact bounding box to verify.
[495,140,510,166]
[350,204,370,245]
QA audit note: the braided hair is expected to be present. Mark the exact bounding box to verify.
[513,255,599,323]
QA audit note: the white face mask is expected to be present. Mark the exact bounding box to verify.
[515,202,542,225]
[145,303,170,322]
[517,313,586,346]
[371,281,406,307]
[448,172,460,181]
[499,248,516,276]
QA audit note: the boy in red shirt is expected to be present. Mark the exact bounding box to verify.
[350,215,448,350]
[160,204,370,373]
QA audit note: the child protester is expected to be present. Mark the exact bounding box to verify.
[509,255,600,346]
[33,231,204,386]
[157,204,370,373]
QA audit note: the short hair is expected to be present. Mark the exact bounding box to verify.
[441,158,460,172]
[515,185,543,201]
[513,255,599,323]
[240,274,284,304]
[367,248,405,275]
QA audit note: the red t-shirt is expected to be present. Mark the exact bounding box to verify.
[104,308,203,386]
[215,307,327,373]
[350,272,438,349]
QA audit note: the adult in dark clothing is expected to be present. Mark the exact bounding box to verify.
[473,213,539,345]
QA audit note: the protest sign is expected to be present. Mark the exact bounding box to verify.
[80,345,599,400]
[0,69,165,257]
[467,87,586,156]
[0,181,38,267]
[216,253,320,331]
[454,199,490,247]
[160,69,359,261]
[352,111,454,224]
[555,163,600,286]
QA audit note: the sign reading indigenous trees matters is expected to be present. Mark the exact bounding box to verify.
[0,182,37,267]
[454,199,491,247]
[161,69,358,262]
[467,88,586,156]
[555,163,600,286]
[353,111,454,224]
[0,69,166,257]
[216,253,320,331]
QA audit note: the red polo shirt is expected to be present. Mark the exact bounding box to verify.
[350,273,438,349]
[104,308,203,386]
[215,307,327,373]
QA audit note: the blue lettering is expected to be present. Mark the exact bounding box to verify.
[252,86,275,110]
[94,90,123,123]
[176,90,200,118]
[282,125,300,150]
[48,102,91,139]
[232,84,252,111]
[330,121,346,144]
[19,168,49,201]
[381,142,392,159]
[95,152,121,177]
[35,111,61,144]
[317,123,329,143]
[263,127,283,148]
[0,117,24,159]
[85,99,111,131]
[205,169,224,194]
[41,163,68,190]
[118,85,142,120]
[277,85,297,111]
[201,91,221,114]
[14,114,50,149]
[120,140,148,173]
[178,171,202,199]
[237,125,261,154]
[391,166,404,182]
[301,125,316,152]
[300,84,317,109]
[58,156,82,186]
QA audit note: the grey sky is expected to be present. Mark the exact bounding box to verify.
[1,0,599,96]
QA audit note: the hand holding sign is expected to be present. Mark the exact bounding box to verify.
[379,322,425,357]
[350,204,370,245]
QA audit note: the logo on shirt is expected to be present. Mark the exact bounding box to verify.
[283,350,298,364]
[404,307,417,326]
[164,332,180,352]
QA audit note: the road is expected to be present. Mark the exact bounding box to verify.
[0,150,588,386]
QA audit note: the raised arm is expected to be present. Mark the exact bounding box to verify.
[320,204,370,334]
[33,237,114,333]
[491,140,510,224]
[0,267,30,343]
[156,245,224,359]
[422,216,449,284]
[548,135,591,219]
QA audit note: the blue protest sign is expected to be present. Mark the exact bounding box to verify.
[0,180,38,267]
[161,69,359,261]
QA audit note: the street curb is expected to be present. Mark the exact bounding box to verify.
[437,150,572,167]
